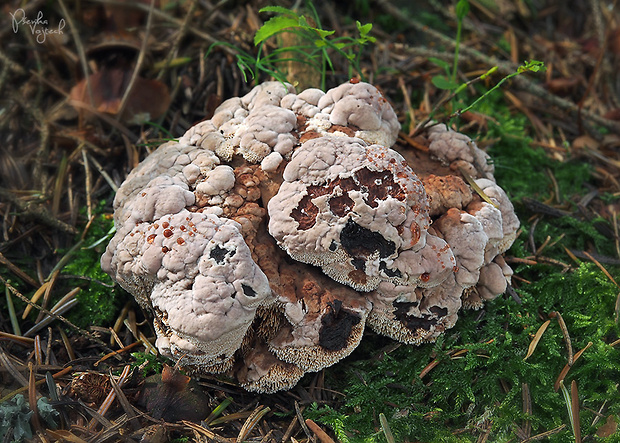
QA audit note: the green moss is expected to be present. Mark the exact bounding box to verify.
[59,208,121,329]
[475,94,592,203]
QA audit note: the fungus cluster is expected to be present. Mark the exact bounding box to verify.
[102,80,519,392]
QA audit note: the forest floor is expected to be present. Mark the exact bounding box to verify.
[1,0,619,442]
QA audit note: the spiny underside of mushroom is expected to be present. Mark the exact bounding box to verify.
[101,80,519,393]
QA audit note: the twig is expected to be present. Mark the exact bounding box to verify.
[521,383,532,438]
[24,287,81,337]
[0,276,115,354]
[92,0,236,55]
[116,0,156,121]
[305,419,336,443]
[520,424,567,442]
[0,345,29,387]
[295,401,314,442]
[57,0,95,110]
[88,365,132,430]
[0,253,38,287]
[0,187,77,234]
[81,148,93,221]
[553,311,574,366]
[156,0,197,81]
[85,151,119,193]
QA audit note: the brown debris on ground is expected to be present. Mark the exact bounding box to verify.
[0,0,619,441]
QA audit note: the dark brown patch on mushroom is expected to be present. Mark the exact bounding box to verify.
[379,261,402,278]
[296,115,308,131]
[241,284,257,297]
[318,300,361,351]
[209,245,229,264]
[355,167,406,208]
[351,257,366,271]
[291,177,356,229]
[291,194,320,230]
[393,301,438,331]
[340,218,396,259]
[328,177,357,216]
[429,306,448,317]
[290,168,407,230]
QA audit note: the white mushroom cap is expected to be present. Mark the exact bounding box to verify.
[195,165,236,196]
[469,178,520,255]
[281,88,324,117]
[316,81,400,146]
[179,82,297,166]
[102,210,272,371]
[268,135,432,291]
[426,123,495,179]
[433,208,488,288]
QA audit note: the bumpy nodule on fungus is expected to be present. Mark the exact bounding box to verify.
[102,80,519,393]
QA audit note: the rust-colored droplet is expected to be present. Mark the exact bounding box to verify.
[177,238,185,245]
[410,222,420,245]
[162,246,170,253]
[162,222,169,228]
[163,229,173,238]
[420,272,430,283]
[180,225,187,231]
[147,234,156,244]
[350,77,360,84]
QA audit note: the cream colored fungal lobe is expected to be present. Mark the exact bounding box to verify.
[102,210,272,371]
[102,80,519,393]
[426,123,495,179]
[268,135,436,291]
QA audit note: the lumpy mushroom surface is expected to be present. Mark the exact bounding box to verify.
[102,80,519,392]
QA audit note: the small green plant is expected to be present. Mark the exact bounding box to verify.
[207,2,376,90]
[431,0,470,91]
[0,395,58,442]
[424,0,545,130]
[132,351,164,376]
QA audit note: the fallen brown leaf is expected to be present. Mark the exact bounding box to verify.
[69,67,170,124]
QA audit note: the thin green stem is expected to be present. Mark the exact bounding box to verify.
[451,18,462,85]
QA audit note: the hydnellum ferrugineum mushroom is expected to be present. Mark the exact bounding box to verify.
[102,80,519,393]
